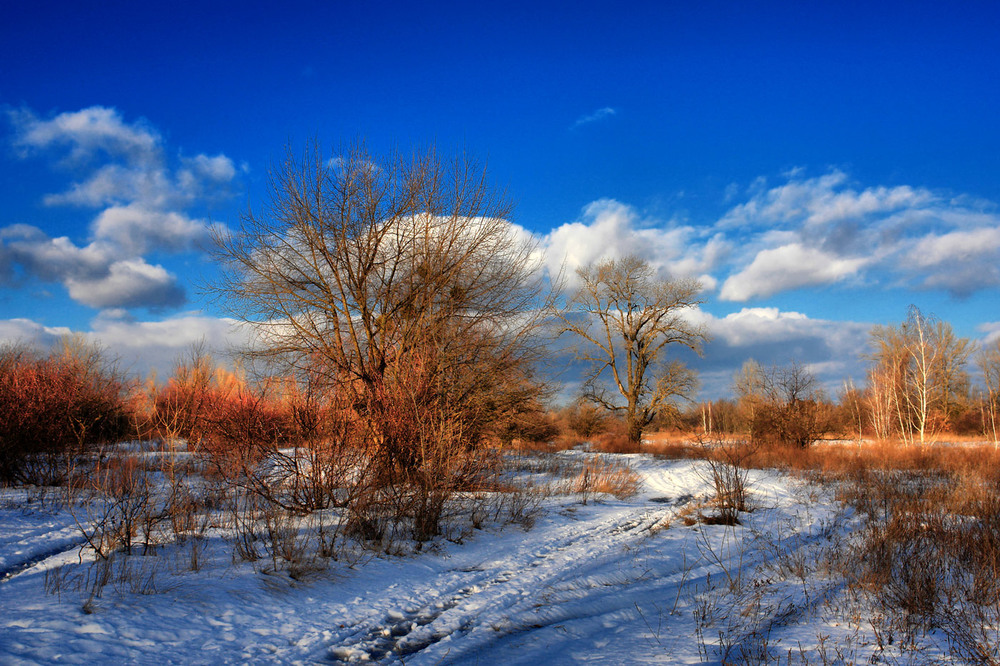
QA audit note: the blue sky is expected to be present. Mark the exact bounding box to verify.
[2,1,999,398]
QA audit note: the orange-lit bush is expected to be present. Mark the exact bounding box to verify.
[145,355,300,466]
[200,382,296,466]
[0,341,133,484]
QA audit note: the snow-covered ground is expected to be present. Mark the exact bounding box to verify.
[0,451,955,664]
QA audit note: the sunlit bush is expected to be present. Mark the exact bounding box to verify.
[0,339,133,485]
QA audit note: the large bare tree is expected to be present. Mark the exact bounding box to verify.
[560,256,707,444]
[212,141,553,471]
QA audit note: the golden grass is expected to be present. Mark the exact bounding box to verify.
[572,457,642,499]
[645,432,1000,478]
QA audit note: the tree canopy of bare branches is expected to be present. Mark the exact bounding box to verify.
[559,256,707,444]
[0,337,133,484]
[733,359,826,447]
[212,141,553,470]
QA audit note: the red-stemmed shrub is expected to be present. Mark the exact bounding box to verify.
[0,339,133,485]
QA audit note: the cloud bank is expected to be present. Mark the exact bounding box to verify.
[716,171,1000,300]
[5,115,998,399]
[540,169,1000,302]
[0,311,249,381]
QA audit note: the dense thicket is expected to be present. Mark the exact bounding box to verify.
[0,340,133,484]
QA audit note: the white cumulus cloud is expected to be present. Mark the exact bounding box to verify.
[719,243,869,301]
[714,170,1000,300]
[65,259,185,309]
[2,105,240,311]
[91,204,217,255]
[12,106,161,164]
[541,199,722,289]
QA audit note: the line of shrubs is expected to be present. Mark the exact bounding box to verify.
[0,338,557,489]
[0,340,330,486]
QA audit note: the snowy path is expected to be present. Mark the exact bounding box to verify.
[317,457,786,665]
[0,454,850,664]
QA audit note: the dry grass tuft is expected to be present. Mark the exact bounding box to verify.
[572,457,642,500]
[830,463,1000,659]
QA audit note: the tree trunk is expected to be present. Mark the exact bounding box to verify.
[626,417,644,446]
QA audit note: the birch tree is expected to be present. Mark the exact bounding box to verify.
[979,339,1000,445]
[867,307,971,445]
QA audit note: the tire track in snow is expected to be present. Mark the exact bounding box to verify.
[325,501,678,664]
[0,511,88,584]
[0,537,86,583]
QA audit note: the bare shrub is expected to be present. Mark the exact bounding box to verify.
[141,350,216,447]
[141,352,303,474]
[257,499,319,576]
[734,360,827,448]
[200,382,291,473]
[269,434,358,514]
[208,141,558,547]
[227,488,264,562]
[72,450,208,559]
[563,399,607,439]
[591,431,641,454]
[495,400,560,448]
[582,416,638,453]
[697,436,758,525]
[490,481,545,529]
[46,551,167,610]
[343,484,398,545]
